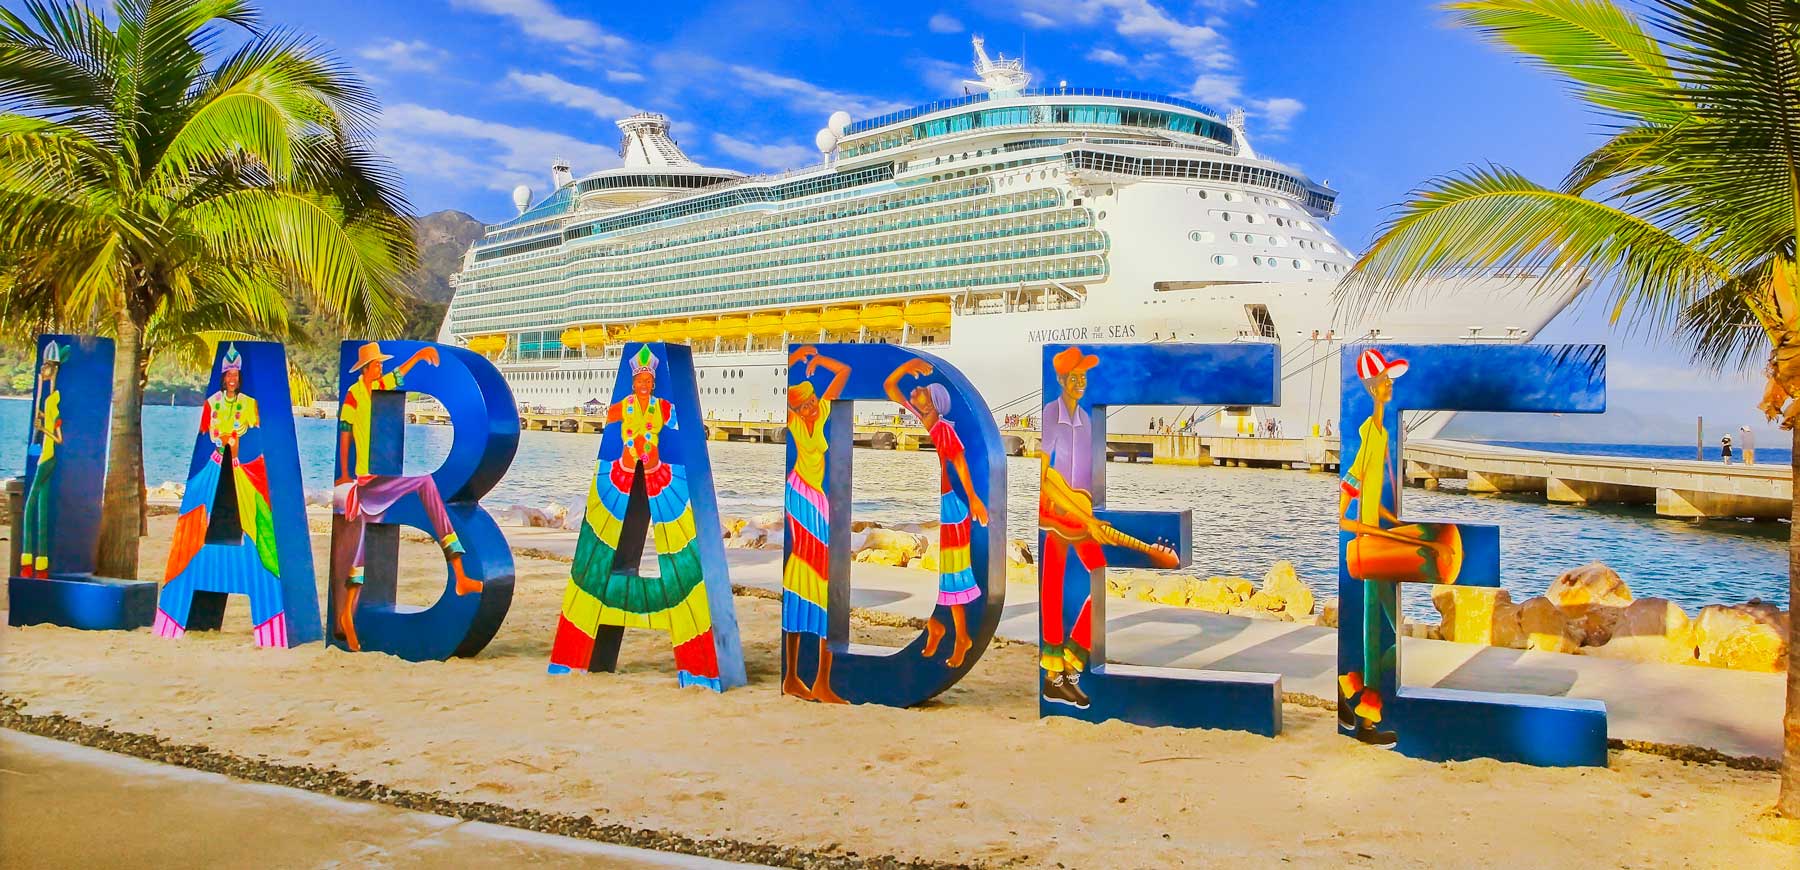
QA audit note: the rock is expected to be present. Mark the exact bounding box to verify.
[305,489,332,508]
[1187,577,1244,613]
[1006,538,1035,566]
[1585,598,1697,665]
[1547,562,1632,642]
[1223,577,1255,600]
[1318,598,1340,629]
[749,511,783,531]
[853,547,910,567]
[1149,576,1190,607]
[541,502,570,527]
[1130,580,1159,603]
[722,517,749,537]
[1402,620,1439,640]
[1257,560,1314,617]
[495,504,549,527]
[147,480,185,500]
[1005,561,1036,585]
[861,527,926,559]
[1694,603,1788,672]
[1431,586,1523,649]
[1247,590,1285,612]
[1518,596,1583,654]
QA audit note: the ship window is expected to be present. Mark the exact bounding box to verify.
[1245,304,1277,339]
[1253,256,1264,265]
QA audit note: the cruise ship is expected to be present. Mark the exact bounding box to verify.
[442,38,1580,437]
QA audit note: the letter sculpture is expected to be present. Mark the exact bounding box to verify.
[8,335,156,630]
[778,343,1005,707]
[1337,343,1607,765]
[155,342,323,646]
[328,340,518,661]
[549,343,746,691]
[1037,343,1283,734]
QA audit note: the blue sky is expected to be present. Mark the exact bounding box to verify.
[23,0,1777,439]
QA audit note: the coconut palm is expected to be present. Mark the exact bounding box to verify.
[1341,0,1798,814]
[0,0,415,578]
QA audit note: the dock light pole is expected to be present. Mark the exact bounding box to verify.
[1697,416,1703,461]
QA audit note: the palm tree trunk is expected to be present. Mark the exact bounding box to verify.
[1782,425,1800,818]
[95,306,145,580]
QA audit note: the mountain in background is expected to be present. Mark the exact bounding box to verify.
[406,209,484,304]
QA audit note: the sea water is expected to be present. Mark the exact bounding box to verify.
[0,399,1786,617]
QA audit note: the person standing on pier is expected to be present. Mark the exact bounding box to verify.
[1739,426,1756,464]
[780,345,849,703]
[1721,434,1735,465]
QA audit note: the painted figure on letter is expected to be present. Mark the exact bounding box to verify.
[781,345,850,702]
[18,341,64,579]
[884,358,988,667]
[157,345,292,645]
[1337,348,1464,744]
[334,342,480,651]
[1037,347,1101,708]
[553,345,726,689]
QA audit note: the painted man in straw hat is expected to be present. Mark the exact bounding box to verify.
[333,342,480,651]
[1037,346,1102,708]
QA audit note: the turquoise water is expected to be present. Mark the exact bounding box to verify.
[0,398,1787,616]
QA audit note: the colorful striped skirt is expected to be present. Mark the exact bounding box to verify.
[782,470,830,637]
[936,488,980,606]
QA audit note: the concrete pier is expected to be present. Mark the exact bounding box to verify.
[1406,439,1790,520]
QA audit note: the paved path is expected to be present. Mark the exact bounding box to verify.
[0,730,771,870]
[504,526,1786,759]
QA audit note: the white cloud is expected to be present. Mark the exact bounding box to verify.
[379,103,617,194]
[358,39,447,73]
[710,133,817,171]
[1086,46,1129,67]
[912,57,971,96]
[1188,73,1241,106]
[605,69,646,83]
[1021,10,1057,27]
[504,70,636,120]
[726,64,909,119]
[449,0,629,51]
[928,12,964,33]
[1248,96,1304,132]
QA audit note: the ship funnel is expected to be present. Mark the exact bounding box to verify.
[616,112,697,169]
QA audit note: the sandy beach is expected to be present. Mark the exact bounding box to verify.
[2,515,1795,869]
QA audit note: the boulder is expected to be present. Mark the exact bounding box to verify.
[147,480,185,501]
[495,504,549,528]
[1258,560,1315,617]
[1215,577,1254,600]
[853,547,910,567]
[541,502,571,528]
[861,527,926,559]
[722,517,749,537]
[1547,562,1632,642]
[1005,561,1037,585]
[1318,598,1340,629]
[749,511,783,532]
[1246,590,1286,613]
[1694,603,1788,672]
[1431,586,1523,649]
[1006,538,1035,566]
[1186,578,1242,613]
[1130,579,1160,603]
[1518,596,1583,654]
[1402,620,1439,640]
[305,489,332,508]
[1584,598,1696,665]
[1149,576,1190,607]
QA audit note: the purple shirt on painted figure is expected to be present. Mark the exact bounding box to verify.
[1041,398,1093,492]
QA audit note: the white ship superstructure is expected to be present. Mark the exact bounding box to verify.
[444,39,1580,436]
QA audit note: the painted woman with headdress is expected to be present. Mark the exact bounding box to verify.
[552,344,725,689]
[884,358,989,668]
[17,341,64,579]
[158,344,293,644]
[780,345,849,702]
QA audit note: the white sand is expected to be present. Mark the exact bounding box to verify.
[1,517,1795,868]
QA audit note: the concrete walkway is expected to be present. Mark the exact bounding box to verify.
[504,526,1786,759]
[0,730,771,870]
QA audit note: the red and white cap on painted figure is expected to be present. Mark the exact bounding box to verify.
[1356,348,1408,380]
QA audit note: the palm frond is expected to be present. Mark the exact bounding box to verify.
[1447,0,1689,123]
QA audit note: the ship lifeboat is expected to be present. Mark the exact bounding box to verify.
[903,298,953,328]
[862,303,904,330]
[655,321,689,343]
[560,326,584,348]
[714,314,750,335]
[683,317,718,341]
[818,306,860,333]
[747,311,786,336]
[624,322,660,343]
[583,325,611,349]
[782,309,820,337]
[467,335,507,356]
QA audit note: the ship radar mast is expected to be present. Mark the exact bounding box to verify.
[966,35,1030,96]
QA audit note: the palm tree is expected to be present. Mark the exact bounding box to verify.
[0,0,415,578]
[1341,0,1798,814]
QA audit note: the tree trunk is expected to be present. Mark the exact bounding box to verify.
[135,350,151,537]
[1781,425,1800,818]
[94,306,146,580]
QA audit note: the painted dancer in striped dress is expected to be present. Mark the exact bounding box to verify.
[885,359,989,668]
[781,346,849,703]
[158,345,291,646]
[550,345,724,689]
